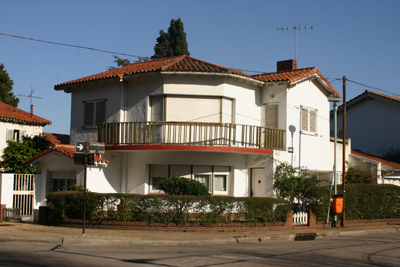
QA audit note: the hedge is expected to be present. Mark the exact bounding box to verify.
[337,184,400,220]
[46,193,291,225]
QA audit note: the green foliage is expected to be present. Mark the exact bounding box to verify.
[379,146,400,164]
[152,18,190,59]
[45,192,290,226]
[345,165,373,184]
[273,162,320,204]
[337,184,400,220]
[0,63,19,107]
[159,176,211,196]
[1,136,52,173]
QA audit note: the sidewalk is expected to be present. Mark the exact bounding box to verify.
[0,221,399,246]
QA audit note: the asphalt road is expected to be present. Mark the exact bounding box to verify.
[0,232,399,267]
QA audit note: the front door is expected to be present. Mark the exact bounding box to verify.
[251,168,265,197]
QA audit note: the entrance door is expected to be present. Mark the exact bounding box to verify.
[251,168,265,197]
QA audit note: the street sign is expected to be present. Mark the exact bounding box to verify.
[87,154,95,165]
[88,142,105,154]
[75,141,86,153]
[288,147,294,153]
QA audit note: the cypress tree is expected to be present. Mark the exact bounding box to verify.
[152,18,190,59]
[0,63,19,107]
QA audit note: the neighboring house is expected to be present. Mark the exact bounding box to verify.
[25,56,342,206]
[43,132,70,145]
[330,90,400,155]
[0,101,51,157]
[350,149,400,186]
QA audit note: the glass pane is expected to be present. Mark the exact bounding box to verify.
[194,175,210,189]
[214,175,227,191]
[153,177,167,190]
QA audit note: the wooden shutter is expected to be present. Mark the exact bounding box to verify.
[6,129,13,141]
[309,109,317,133]
[95,100,106,125]
[265,104,278,129]
[84,102,94,126]
[221,98,233,123]
[301,107,309,132]
[151,96,164,122]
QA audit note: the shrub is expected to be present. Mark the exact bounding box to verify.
[159,176,211,196]
[345,165,373,184]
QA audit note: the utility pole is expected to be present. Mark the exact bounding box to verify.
[341,76,347,227]
[17,86,43,117]
[277,24,313,60]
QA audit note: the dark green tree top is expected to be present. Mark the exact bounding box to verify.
[0,63,19,107]
[152,18,190,59]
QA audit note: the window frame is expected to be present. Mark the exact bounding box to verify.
[83,99,107,127]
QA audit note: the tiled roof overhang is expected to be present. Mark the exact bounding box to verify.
[0,101,51,126]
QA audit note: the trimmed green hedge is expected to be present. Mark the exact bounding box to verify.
[46,193,290,225]
[337,184,400,220]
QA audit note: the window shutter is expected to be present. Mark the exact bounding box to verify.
[84,102,94,126]
[265,104,278,129]
[151,96,163,122]
[309,109,317,133]
[95,100,106,124]
[301,107,309,132]
[6,129,13,141]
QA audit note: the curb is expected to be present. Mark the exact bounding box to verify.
[0,227,398,247]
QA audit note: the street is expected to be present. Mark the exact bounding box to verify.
[0,232,399,267]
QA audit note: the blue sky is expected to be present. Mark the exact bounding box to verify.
[1,0,399,134]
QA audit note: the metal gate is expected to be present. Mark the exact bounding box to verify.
[13,174,34,217]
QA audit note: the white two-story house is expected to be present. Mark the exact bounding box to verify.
[27,56,341,205]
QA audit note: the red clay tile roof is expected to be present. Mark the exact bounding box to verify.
[253,67,341,97]
[351,149,400,169]
[54,55,250,89]
[43,133,70,145]
[0,101,51,126]
[365,90,400,103]
[23,144,109,165]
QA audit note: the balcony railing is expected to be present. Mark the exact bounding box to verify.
[98,122,285,151]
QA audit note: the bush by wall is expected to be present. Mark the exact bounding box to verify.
[45,193,290,225]
[159,176,210,196]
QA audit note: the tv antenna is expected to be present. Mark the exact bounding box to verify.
[277,23,313,60]
[18,86,43,117]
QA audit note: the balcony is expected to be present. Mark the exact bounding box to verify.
[98,122,285,151]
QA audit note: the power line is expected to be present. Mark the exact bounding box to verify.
[0,32,144,59]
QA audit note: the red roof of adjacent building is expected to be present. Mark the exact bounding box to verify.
[55,55,251,89]
[0,101,51,126]
[43,132,70,145]
[351,149,400,169]
[23,144,108,165]
[252,67,340,97]
[365,90,400,103]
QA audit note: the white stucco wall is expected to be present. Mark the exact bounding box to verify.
[0,173,14,208]
[0,122,44,157]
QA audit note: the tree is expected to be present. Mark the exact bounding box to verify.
[273,162,320,205]
[152,18,190,59]
[1,136,52,174]
[379,146,400,164]
[345,165,373,184]
[0,63,19,107]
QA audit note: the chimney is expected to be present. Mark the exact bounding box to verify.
[277,59,297,72]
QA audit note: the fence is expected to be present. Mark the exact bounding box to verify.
[2,207,21,221]
[13,174,34,217]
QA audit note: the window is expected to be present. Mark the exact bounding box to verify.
[301,106,317,134]
[6,129,21,141]
[84,99,106,127]
[49,171,76,192]
[149,164,230,195]
[264,103,279,129]
[194,174,211,190]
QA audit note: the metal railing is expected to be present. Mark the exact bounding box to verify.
[98,121,285,150]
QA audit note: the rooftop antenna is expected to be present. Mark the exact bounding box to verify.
[18,86,43,117]
[277,22,313,61]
